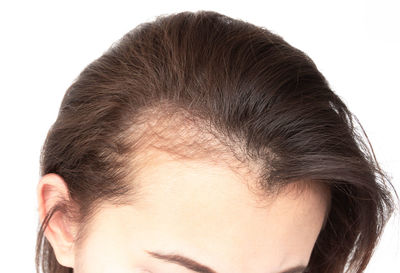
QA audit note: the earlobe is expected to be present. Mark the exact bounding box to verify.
[37,173,76,268]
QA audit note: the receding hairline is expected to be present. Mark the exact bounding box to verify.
[119,103,331,221]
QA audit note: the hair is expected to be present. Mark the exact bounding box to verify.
[36,10,398,273]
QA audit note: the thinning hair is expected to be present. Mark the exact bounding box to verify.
[36,10,397,273]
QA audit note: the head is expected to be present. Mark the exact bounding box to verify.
[36,10,397,273]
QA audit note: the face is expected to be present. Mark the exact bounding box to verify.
[72,150,329,273]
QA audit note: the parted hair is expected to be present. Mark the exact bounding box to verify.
[36,10,397,273]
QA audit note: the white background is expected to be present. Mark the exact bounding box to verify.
[0,0,399,272]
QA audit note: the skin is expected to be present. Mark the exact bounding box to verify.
[37,149,330,273]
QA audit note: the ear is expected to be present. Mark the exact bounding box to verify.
[37,173,77,268]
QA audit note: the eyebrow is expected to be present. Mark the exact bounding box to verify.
[145,250,307,273]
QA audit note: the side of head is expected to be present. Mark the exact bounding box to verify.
[36,10,397,273]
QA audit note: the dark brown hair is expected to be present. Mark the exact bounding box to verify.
[36,10,398,273]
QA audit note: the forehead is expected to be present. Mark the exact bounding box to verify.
[118,148,329,272]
